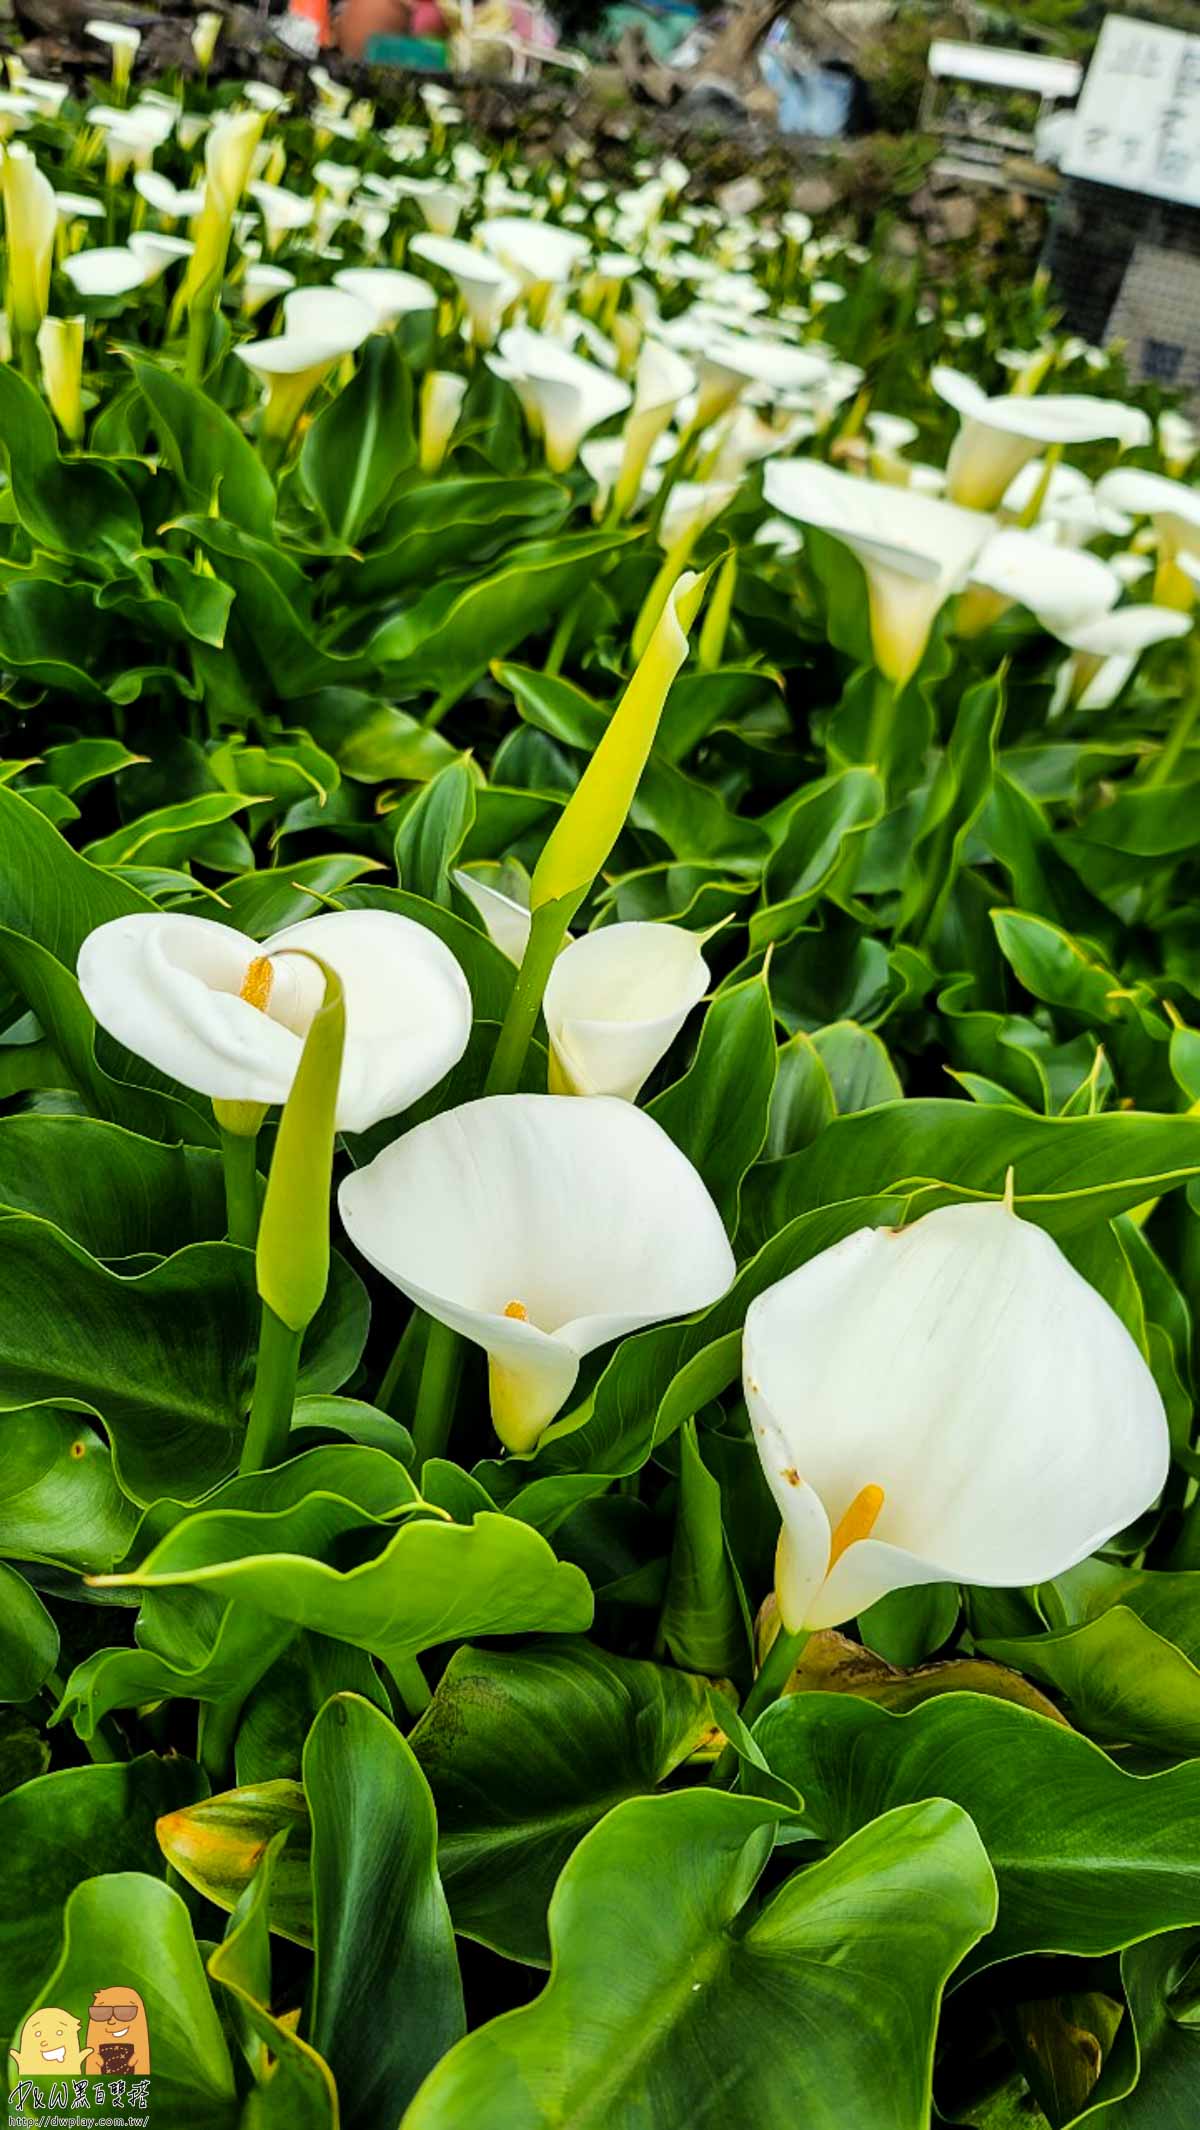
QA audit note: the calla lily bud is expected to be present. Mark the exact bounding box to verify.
[338,1093,735,1451]
[191,10,223,69]
[543,922,709,1099]
[746,1199,1169,1635]
[256,956,343,1334]
[1,144,56,336]
[76,909,471,1132]
[36,314,84,441]
[419,369,467,474]
[531,570,708,914]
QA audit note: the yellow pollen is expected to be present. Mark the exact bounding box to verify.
[239,955,274,1013]
[504,1300,530,1322]
[828,1483,885,1570]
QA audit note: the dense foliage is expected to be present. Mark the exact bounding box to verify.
[2,37,1200,2130]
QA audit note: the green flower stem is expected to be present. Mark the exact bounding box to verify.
[220,1126,260,1250]
[544,589,586,677]
[44,1670,125,1764]
[389,1654,433,1718]
[411,1315,464,1467]
[1149,632,1200,787]
[15,324,40,387]
[707,1625,811,1789]
[239,1303,303,1476]
[484,897,572,1097]
[184,299,212,386]
[865,671,898,776]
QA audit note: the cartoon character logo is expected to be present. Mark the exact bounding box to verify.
[84,1986,151,2077]
[9,2006,89,2077]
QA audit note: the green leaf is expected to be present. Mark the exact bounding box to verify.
[647,972,776,1231]
[394,758,478,908]
[0,1410,137,1573]
[104,1506,594,1672]
[346,475,570,601]
[0,364,142,568]
[402,1793,996,2130]
[810,1019,903,1114]
[767,1031,836,1156]
[17,1873,238,2126]
[0,1222,367,1503]
[754,767,886,948]
[303,1693,464,2122]
[131,353,276,538]
[743,1101,1200,1253]
[301,335,416,544]
[369,529,635,688]
[658,1421,749,1682]
[409,1639,713,1964]
[208,1830,338,2125]
[0,1562,57,1702]
[898,668,1004,941]
[0,1115,226,1257]
[0,1753,203,2053]
[757,1693,1200,1970]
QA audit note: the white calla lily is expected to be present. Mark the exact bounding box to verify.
[338,1094,735,1451]
[453,865,538,966]
[249,180,314,251]
[934,368,1152,510]
[477,215,590,292]
[962,528,1120,637]
[392,175,466,236]
[610,337,695,519]
[1095,469,1200,606]
[129,231,193,282]
[233,286,374,442]
[333,266,436,327]
[746,1200,1169,1634]
[54,190,106,227]
[1,143,55,335]
[85,19,141,90]
[419,369,468,474]
[489,326,632,473]
[36,313,84,441]
[61,244,150,298]
[1055,602,1192,710]
[542,922,709,1100]
[764,459,993,686]
[191,11,222,68]
[408,232,518,346]
[241,262,295,316]
[77,909,471,1134]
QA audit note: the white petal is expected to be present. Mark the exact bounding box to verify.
[338,1095,735,1440]
[543,923,709,1100]
[744,1201,1169,1626]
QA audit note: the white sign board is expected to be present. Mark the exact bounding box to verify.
[1062,13,1200,207]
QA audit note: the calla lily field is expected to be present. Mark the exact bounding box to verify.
[4,28,1200,2130]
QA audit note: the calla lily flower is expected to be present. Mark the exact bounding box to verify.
[1095,469,1200,606]
[1056,604,1192,710]
[314,157,361,209]
[338,1094,735,1451]
[333,266,436,327]
[77,909,472,1134]
[36,313,84,441]
[1,143,55,335]
[419,369,468,474]
[61,244,150,298]
[233,286,374,442]
[192,10,222,68]
[249,180,314,251]
[1159,410,1198,477]
[477,215,590,292]
[392,175,466,236]
[610,337,695,519]
[489,326,631,473]
[54,190,106,228]
[962,528,1120,637]
[934,367,1152,510]
[242,262,295,316]
[746,1200,1169,1634]
[129,231,193,282]
[542,922,709,1099]
[85,19,141,90]
[453,865,539,966]
[764,459,993,687]
[408,232,518,345]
